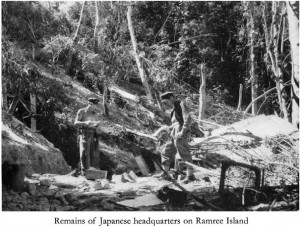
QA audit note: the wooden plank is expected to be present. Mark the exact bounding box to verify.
[134,155,149,176]
[85,169,107,180]
[153,161,162,171]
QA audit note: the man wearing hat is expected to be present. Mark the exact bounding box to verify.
[153,92,195,183]
[74,96,102,175]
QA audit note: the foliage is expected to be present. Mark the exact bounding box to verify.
[2,1,297,166]
[36,78,78,168]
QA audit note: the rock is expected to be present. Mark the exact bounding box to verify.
[39,197,49,204]
[41,203,51,211]
[7,202,18,210]
[1,114,71,176]
[62,206,75,211]
[64,193,78,202]
[20,192,30,200]
[49,185,59,190]
[91,182,103,191]
[99,179,110,189]
[53,205,63,211]
[128,171,138,182]
[52,199,61,206]
[40,179,52,187]
[5,195,13,201]
[31,173,40,179]
[52,182,76,189]
[54,191,64,198]
[24,181,37,195]
[121,172,135,183]
[101,200,114,210]
[44,189,56,197]
[119,190,136,197]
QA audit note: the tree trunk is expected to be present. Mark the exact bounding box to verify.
[263,2,289,119]
[103,84,109,117]
[237,84,243,111]
[2,81,8,110]
[198,64,206,124]
[93,1,109,116]
[287,1,299,127]
[94,1,101,52]
[127,5,153,103]
[65,1,86,75]
[30,91,37,131]
[249,10,258,115]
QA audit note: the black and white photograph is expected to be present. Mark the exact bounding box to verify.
[1,0,299,226]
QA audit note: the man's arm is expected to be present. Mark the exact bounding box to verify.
[74,109,100,128]
[177,101,192,137]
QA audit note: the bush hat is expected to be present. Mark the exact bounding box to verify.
[88,97,100,104]
[160,92,174,100]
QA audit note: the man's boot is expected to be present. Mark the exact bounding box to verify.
[154,165,170,180]
[182,167,196,184]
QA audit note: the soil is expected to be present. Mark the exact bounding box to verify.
[2,64,299,211]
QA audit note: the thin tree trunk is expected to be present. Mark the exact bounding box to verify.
[237,84,243,111]
[32,44,35,60]
[249,10,258,115]
[127,5,153,103]
[103,84,109,117]
[287,1,299,127]
[263,2,289,119]
[154,89,164,111]
[30,91,37,131]
[93,1,109,116]
[65,1,86,75]
[2,82,8,110]
[198,64,206,124]
[94,1,101,52]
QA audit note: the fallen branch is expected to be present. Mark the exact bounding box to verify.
[110,85,140,103]
[115,124,159,141]
[195,119,222,127]
[267,162,299,173]
[182,161,220,177]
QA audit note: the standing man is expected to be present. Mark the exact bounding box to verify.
[74,97,102,176]
[153,92,195,183]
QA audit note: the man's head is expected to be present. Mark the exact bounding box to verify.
[160,91,175,105]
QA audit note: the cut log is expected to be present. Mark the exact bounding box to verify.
[110,85,140,103]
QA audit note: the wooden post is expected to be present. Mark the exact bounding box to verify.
[198,64,206,125]
[237,84,243,111]
[30,91,37,131]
